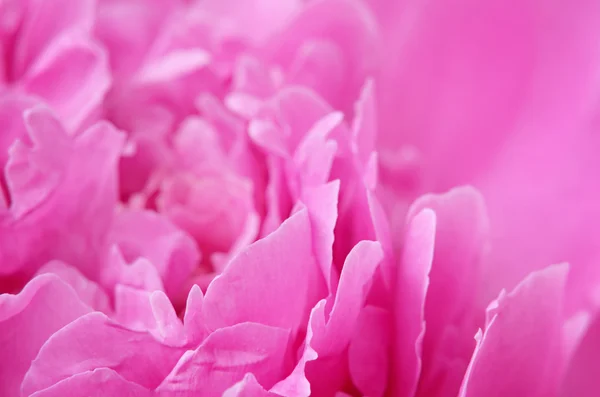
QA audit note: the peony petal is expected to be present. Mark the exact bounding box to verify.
[199,0,301,44]
[203,208,326,335]
[559,310,600,397]
[36,261,111,313]
[108,209,199,300]
[392,208,436,396]
[311,240,383,355]
[408,187,489,397]
[22,312,185,395]
[29,368,152,397]
[223,373,279,397]
[19,32,110,132]
[1,109,124,283]
[182,284,207,345]
[156,322,291,396]
[459,264,569,397]
[0,274,91,396]
[10,0,95,77]
[270,300,323,397]
[348,305,391,397]
[265,0,381,113]
[299,181,339,290]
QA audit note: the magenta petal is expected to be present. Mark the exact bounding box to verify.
[1,109,124,281]
[312,240,383,355]
[459,264,569,397]
[19,33,110,131]
[156,322,291,396]
[409,187,489,396]
[29,368,152,397]
[203,209,326,335]
[270,300,323,397]
[393,208,436,396]
[36,261,111,313]
[10,0,95,78]
[21,312,184,395]
[223,373,278,397]
[559,311,600,397]
[348,305,391,397]
[0,274,91,396]
[300,181,339,290]
[108,209,199,299]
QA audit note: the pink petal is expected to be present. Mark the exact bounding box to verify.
[299,181,340,290]
[156,322,291,396]
[100,246,165,294]
[459,264,569,397]
[270,300,323,397]
[200,0,301,44]
[265,0,381,113]
[203,208,326,335]
[408,187,489,397]
[108,209,199,300]
[182,284,207,345]
[348,306,391,397]
[21,312,185,395]
[29,368,152,397]
[392,208,436,396]
[10,0,95,78]
[19,32,110,132]
[0,93,37,170]
[559,310,600,397]
[1,109,124,282]
[0,274,91,396]
[311,240,383,355]
[301,241,383,395]
[223,373,279,397]
[36,261,111,313]
[94,0,181,78]
[351,79,377,167]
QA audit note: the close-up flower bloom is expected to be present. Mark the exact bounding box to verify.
[1,0,599,396]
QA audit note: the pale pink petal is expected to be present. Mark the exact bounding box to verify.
[348,306,391,397]
[203,209,326,335]
[393,208,436,396]
[156,170,256,256]
[22,312,184,395]
[0,274,91,396]
[156,322,291,396]
[29,368,152,397]
[459,264,569,397]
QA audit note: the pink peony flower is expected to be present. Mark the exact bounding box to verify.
[1,0,600,396]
